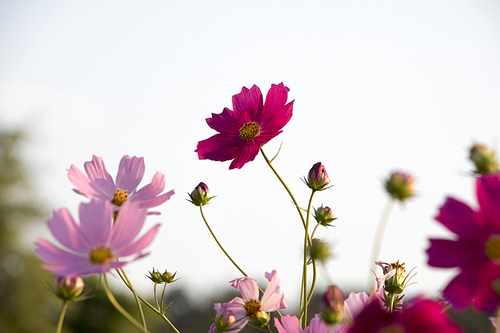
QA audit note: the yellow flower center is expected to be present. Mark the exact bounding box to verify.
[485,235,500,262]
[111,188,129,206]
[244,299,262,317]
[89,246,113,264]
[239,122,260,141]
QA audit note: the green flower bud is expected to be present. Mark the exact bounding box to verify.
[469,142,499,175]
[147,268,179,284]
[187,182,214,206]
[249,311,270,327]
[313,205,336,227]
[54,276,84,301]
[384,171,415,202]
[309,238,331,263]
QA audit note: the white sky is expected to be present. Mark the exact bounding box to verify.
[1,0,500,311]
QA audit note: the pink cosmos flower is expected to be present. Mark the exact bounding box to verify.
[68,155,174,215]
[427,173,500,312]
[217,270,287,330]
[196,83,294,169]
[347,297,463,333]
[274,314,342,333]
[35,200,160,277]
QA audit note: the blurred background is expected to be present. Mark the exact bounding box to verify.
[1,0,500,332]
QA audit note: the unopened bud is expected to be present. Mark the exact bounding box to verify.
[313,205,336,227]
[309,238,331,263]
[304,162,331,191]
[55,276,84,301]
[320,285,345,325]
[187,182,214,206]
[249,311,270,327]
[384,171,415,202]
[213,309,237,332]
[469,143,499,175]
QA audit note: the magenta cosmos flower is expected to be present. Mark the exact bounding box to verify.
[215,270,287,330]
[35,200,159,277]
[347,297,463,333]
[427,173,500,312]
[68,155,174,215]
[196,83,294,169]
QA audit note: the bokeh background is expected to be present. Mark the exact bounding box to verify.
[1,1,500,332]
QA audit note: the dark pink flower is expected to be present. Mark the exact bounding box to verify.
[35,200,159,277]
[196,83,294,169]
[347,297,463,333]
[427,173,500,312]
[68,155,174,215]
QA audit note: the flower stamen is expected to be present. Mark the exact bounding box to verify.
[239,122,261,141]
[244,299,262,317]
[485,235,500,262]
[89,246,113,264]
[111,188,129,206]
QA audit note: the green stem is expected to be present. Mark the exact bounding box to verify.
[369,198,395,290]
[56,300,69,333]
[103,275,150,333]
[160,283,167,313]
[154,283,160,310]
[119,268,148,333]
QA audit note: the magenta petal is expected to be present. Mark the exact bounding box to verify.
[435,197,483,240]
[232,85,263,124]
[426,239,486,268]
[84,155,116,198]
[261,101,293,135]
[110,201,147,250]
[115,155,145,193]
[231,277,259,301]
[196,134,243,161]
[79,200,113,247]
[477,174,500,230]
[229,142,260,169]
[206,108,242,135]
[47,208,88,253]
[130,172,165,202]
[114,224,160,257]
[67,165,99,198]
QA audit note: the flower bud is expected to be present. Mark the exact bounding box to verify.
[147,268,179,284]
[320,285,345,325]
[309,238,331,263]
[469,142,499,175]
[187,182,214,206]
[213,309,237,332]
[384,171,415,202]
[54,276,84,301]
[249,310,270,327]
[313,205,336,227]
[304,162,331,191]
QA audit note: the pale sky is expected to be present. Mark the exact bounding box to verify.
[1,0,500,311]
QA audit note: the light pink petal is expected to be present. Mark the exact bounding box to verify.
[229,141,260,169]
[206,108,242,135]
[129,172,167,204]
[136,189,175,210]
[67,165,99,198]
[343,292,370,321]
[114,224,160,257]
[426,238,485,268]
[476,174,500,229]
[274,314,302,333]
[35,238,86,265]
[110,201,148,250]
[79,200,113,247]
[305,316,331,333]
[222,297,248,320]
[435,197,484,241]
[47,208,89,252]
[196,134,244,161]
[231,277,259,301]
[232,85,264,124]
[84,155,116,198]
[375,270,395,292]
[116,155,145,193]
[261,270,287,311]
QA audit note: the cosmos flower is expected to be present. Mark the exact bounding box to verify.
[35,200,159,277]
[274,314,340,333]
[218,270,287,329]
[427,173,500,312]
[68,155,174,215]
[196,83,294,169]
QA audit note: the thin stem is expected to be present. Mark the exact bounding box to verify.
[103,275,150,333]
[369,198,395,290]
[199,205,248,277]
[119,268,148,333]
[154,283,160,310]
[300,191,316,327]
[160,283,167,313]
[56,300,69,333]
